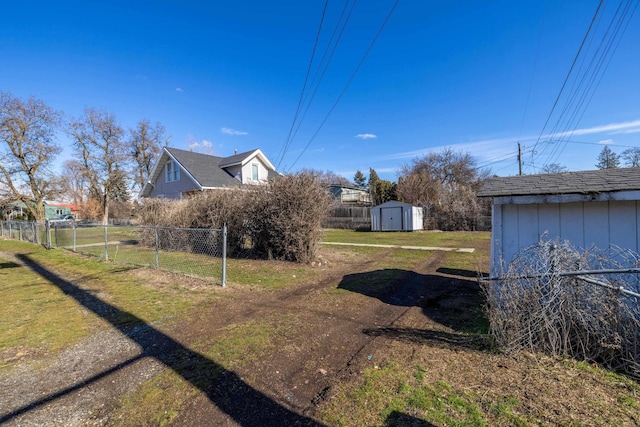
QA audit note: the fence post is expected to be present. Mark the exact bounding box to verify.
[19,222,23,241]
[221,224,227,287]
[73,221,77,251]
[45,221,50,249]
[154,226,159,269]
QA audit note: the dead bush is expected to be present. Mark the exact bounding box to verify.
[485,239,640,378]
[183,190,252,255]
[247,173,330,263]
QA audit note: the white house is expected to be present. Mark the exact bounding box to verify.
[478,167,640,276]
[140,147,278,199]
[370,201,423,231]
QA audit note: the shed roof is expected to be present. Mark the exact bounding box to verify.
[478,167,640,197]
[371,200,419,209]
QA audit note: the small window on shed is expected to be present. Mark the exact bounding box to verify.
[252,164,259,181]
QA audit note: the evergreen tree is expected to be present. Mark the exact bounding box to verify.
[595,146,620,169]
[110,167,131,202]
[353,170,366,189]
[367,168,397,204]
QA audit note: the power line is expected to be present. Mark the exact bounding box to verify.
[529,0,604,168]
[544,0,638,166]
[275,1,329,170]
[530,0,639,172]
[287,0,400,172]
[287,0,358,154]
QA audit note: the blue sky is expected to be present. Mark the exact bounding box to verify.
[2,1,639,181]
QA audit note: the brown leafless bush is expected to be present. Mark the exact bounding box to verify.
[135,173,330,263]
[247,173,330,263]
[485,239,640,378]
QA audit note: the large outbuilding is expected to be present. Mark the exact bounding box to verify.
[478,167,640,276]
[370,201,423,232]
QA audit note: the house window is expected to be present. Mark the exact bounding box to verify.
[252,164,259,181]
[166,161,180,182]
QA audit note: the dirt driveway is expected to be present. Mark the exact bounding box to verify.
[0,245,487,426]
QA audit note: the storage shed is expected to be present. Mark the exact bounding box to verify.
[370,201,423,231]
[478,167,640,276]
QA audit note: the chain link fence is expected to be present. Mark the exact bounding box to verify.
[0,220,46,244]
[1,221,227,286]
[484,239,640,379]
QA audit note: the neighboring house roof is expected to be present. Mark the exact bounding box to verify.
[478,167,640,198]
[140,147,278,197]
[45,202,81,211]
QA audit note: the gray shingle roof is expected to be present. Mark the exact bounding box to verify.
[478,167,640,197]
[166,147,242,188]
[218,149,258,167]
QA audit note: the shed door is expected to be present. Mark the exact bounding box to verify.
[381,207,402,231]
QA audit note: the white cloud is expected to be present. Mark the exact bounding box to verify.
[175,87,184,93]
[598,139,614,145]
[383,135,521,162]
[559,119,640,137]
[186,133,214,154]
[221,127,248,136]
[355,133,377,140]
[382,118,640,164]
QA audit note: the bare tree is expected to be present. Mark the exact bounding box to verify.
[67,108,127,225]
[397,148,490,230]
[540,163,568,174]
[60,160,88,205]
[299,168,351,186]
[622,147,640,167]
[129,119,166,196]
[0,92,62,222]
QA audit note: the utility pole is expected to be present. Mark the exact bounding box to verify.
[518,142,523,176]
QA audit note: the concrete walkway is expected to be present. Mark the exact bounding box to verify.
[320,241,475,253]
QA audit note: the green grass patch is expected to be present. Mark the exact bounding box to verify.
[112,369,198,427]
[322,363,487,426]
[226,257,323,289]
[490,396,530,426]
[0,259,94,362]
[322,229,490,249]
[203,319,280,369]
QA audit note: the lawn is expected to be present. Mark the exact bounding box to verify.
[1,232,639,426]
[322,228,490,250]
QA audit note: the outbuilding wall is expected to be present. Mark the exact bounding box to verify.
[491,196,640,276]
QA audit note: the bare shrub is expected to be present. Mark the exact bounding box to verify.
[183,190,252,255]
[248,173,331,263]
[485,239,640,378]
